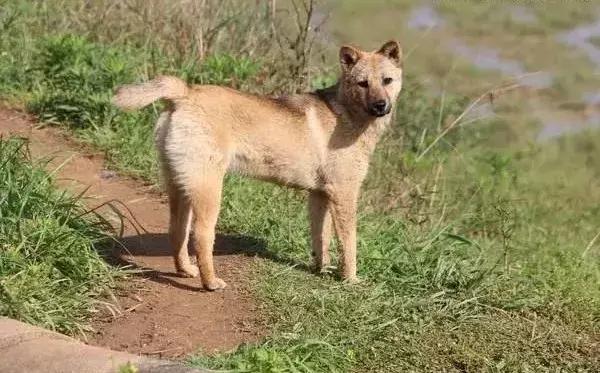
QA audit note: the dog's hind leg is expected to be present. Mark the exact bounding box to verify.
[309,191,333,273]
[188,171,227,291]
[168,184,198,278]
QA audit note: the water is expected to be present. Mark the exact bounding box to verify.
[517,72,554,90]
[407,5,554,89]
[557,17,600,68]
[407,5,444,29]
[404,4,596,141]
[508,5,537,25]
[537,114,600,141]
[449,40,554,89]
[583,91,600,106]
[451,40,524,75]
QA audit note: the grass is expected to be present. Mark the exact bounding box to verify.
[186,134,600,372]
[0,31,264,179]
[0,137,124,334]
[0,0,599,372]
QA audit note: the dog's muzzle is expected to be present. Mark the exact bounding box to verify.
[368,100,391,117]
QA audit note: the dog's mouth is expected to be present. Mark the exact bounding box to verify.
[366,100,392,117]
[367,107,391,117]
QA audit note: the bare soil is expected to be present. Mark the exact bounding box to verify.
[0,108,265,359]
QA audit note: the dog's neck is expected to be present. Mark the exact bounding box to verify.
[315,83,393,151]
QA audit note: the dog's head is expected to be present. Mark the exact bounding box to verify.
[338,40,403,118]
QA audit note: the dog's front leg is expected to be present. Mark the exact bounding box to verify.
[329,190,359,283]
[309,190,333,273]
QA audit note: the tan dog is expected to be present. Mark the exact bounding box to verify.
[113,40,403,290]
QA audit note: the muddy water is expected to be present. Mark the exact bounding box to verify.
[409,5,554,90]
[537,112,600,141]
[540,15,600,140]
[407,5,444,29]
[557,17,600,69]
[508,5,537,25]
[451,39,555,89]
[583,91,600,106]
[405,4,600,141]
[451,40,523,75]
[517,72,555,90]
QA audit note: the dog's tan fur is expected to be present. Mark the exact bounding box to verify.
[113,41,403,290]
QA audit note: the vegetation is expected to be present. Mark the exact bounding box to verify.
[0,137,123,334]
[0,0,598,372]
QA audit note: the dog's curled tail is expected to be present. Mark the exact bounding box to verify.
[112,75,188,111]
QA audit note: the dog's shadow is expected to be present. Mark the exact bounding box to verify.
[111,232,311,291]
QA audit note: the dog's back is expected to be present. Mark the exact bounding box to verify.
[115,76,342,189]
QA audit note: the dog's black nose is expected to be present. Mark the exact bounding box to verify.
[369,100,390,116]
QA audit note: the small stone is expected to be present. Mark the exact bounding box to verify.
[100,169,117,180]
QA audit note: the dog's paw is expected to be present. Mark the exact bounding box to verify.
[316,265,335,276]
[177,264,199,278]
[342,275,361,285]
[203,277,228,291]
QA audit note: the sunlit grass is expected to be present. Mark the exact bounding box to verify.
[0,1,599,371]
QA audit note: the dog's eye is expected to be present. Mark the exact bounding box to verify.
[383,77,393,85]
[357,80,369,88]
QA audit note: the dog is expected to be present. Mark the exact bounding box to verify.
[113,40,403,290]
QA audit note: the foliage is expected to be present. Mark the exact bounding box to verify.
[0,0,598,371]
[0,137,123,334]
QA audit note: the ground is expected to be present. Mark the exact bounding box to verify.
[0,108,263,359]
[1,1,599,372]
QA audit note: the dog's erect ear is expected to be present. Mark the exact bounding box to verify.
[377,40,402,67]
[339,45,361,71]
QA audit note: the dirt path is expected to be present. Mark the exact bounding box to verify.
[0,108,264,358]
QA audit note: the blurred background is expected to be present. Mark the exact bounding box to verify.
[1,1,599,372]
